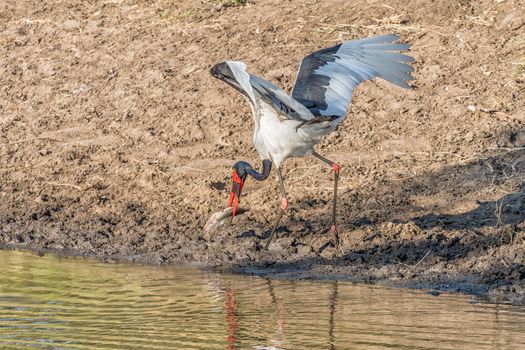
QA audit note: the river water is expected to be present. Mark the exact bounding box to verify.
[1,249,524,349]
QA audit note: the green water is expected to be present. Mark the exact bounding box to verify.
[1,250,524,349]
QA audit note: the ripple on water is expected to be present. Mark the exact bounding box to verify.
[1,250,525,350]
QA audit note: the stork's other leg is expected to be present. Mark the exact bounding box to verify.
[313,151,340,246]
[264,166,288,249]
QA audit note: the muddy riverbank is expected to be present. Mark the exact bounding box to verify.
[1,0,524,303]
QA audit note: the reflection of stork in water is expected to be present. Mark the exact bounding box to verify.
[225,287,239,350]
[266,279,286,348]
[265,279,339,349]
[211,34,414,247]
[329,281,339,350]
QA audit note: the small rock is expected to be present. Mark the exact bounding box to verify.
[297,244,313,256]
[511,130,525,147]
[427,290,441,297]
[464,131,475,143]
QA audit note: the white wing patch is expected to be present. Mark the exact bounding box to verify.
[226,61,257,105]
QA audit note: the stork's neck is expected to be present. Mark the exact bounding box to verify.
[235,159,272,181]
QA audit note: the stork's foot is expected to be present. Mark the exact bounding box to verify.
[331,223,339,247]
[280,197,289,211]
[332,162,341,175]
[321,223,339,248]
[321,223,339,247]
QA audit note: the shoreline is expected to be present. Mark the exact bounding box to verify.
[2,238,523,305]
[1,0,524,307]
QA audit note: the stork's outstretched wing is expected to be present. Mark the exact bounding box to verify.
[211,61,314,123]
[292,34,414,117]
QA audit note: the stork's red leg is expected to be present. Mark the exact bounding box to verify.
[313,151,340,246]
[264,166,288,249]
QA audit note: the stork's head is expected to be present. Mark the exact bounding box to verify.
[210,62,238,88]
[228,161,250,220]
[210,62,250,98]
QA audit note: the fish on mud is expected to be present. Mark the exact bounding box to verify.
[203,207,248,241]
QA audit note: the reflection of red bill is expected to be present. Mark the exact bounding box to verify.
[227,170,245,220]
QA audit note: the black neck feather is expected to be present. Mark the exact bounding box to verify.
[234,159,272,181]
